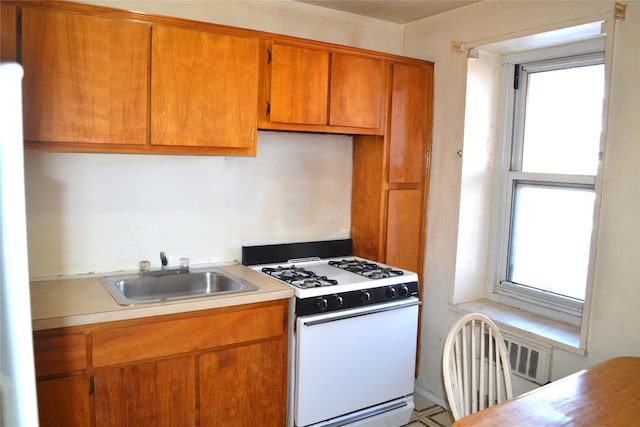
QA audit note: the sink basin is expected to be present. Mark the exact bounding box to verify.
[101,268,259,306]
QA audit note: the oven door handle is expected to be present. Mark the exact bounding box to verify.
[302,299,421,327]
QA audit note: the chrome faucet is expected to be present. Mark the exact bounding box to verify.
[139,252,189,277]
[160,251,169,270]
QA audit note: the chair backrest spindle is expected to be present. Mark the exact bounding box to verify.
[443,313,514,421]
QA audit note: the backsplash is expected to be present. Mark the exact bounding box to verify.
[24,131,353,278]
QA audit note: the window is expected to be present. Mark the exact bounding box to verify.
[495,52,605,314]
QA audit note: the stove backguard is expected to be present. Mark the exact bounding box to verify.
[241,239,353,266]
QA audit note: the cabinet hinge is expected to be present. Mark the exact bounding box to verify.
[16,8,22,63]
[89,376,94,395]
[615,2,627,20]
[266,101,271,117]
[267,49,272,64]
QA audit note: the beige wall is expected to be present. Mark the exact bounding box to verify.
[403,0,640,402]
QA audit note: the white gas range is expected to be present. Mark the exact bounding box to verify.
[242,239,421,427]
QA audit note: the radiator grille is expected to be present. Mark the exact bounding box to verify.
[502,334,551,385]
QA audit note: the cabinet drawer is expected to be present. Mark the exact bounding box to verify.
[33,334,87,377]
[92,302,286,367]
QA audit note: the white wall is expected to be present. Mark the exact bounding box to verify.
[454,50,501,304]
[26,133,353,276]
[79,0,403,54]
[404,0,640,402]
[25,1,403,278]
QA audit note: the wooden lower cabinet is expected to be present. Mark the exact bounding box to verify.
[33,300,288,426]
[94,356,197,426]
[386,188,425,274]
[37,376,91,427]
[199,339,286,426]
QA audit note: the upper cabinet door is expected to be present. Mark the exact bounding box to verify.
[151,25,259,151]
[388,63,433,184]
[265,44,386,133]
[329,54,386,130]
[21,7,150,145]
[269,43,329,126]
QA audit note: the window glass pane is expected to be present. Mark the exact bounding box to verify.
[508,183,595,300]
[521,64,604,175]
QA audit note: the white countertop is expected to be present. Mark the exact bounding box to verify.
[30,263,294,331]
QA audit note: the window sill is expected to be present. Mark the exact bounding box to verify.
[449,299,585,355]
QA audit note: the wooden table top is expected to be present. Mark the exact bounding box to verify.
[453,356,640,427]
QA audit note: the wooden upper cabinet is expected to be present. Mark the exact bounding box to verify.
[352,59,433,286]
[11,1,429,157]
[329,53,386,130]
[21,7,149,145]
[269,43,329,126]
[388,63,433,184]
[151,25,259,151]
[265,43,386,133]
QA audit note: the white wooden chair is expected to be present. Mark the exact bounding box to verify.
[442,313,513,420]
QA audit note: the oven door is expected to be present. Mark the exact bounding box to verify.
[295,297,420,427]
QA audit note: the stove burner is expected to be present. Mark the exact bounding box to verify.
[261,265,338,289]
[328,259,404,279]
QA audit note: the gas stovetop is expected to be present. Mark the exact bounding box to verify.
[242,240,419,301]
[254,257,413,296]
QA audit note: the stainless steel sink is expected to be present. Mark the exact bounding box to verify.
[101,268,259,305]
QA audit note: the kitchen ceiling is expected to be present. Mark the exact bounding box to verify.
[295,0,479,24]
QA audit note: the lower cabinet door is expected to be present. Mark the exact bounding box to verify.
[37,376,91,427]
[386,188,424,274]
[94,356,196,427]
[199,338,286,427]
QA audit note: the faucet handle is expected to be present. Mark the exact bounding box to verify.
[139,260,151,272]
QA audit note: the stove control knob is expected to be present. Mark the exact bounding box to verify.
[360,291,371,302]
[386,287,397,298]
[398,285,409,296]
[332,295,344,308]
[316,297,328,310]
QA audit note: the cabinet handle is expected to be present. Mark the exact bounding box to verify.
[89,376,94,395]
[303,299,421,327]
[266,102,271,117]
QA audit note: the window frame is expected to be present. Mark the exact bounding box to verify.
[489,43,606,323]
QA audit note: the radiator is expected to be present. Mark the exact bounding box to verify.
[502,334,551,385]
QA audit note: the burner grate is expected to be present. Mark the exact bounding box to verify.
[328,259,404,279]
[261,265,338,288]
